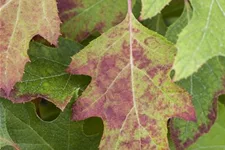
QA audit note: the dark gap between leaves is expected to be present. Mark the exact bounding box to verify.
[33,98,61,121]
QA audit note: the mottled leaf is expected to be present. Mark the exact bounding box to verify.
[188,102,225,150]
[140,0,172,20]
[0,38,91,110]
[68,3,196,149]
[170,56,225,149]
[58,0,134,41]
[166,0,192,43]
[173,0,225,81]
[0,95,102,150]
[0,0,61,95]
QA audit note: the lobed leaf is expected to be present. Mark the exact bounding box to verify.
[68,4,196,149]
[0,38,91,110]
[0,0,61,96]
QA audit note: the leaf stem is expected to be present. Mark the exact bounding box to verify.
[127,0,132,15]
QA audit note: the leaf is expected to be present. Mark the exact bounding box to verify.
[0,38,91,110]
[170,56,225,149]
[58,0,135,41]
[173,0,225,81]
[0,96,102,150]
[165,0,193,43]
[0,0,61,96]
[68,3,196,149]
[142,14,167,35]
[140,0,172,20]
[0,102,17,149]
[187,102,225,150]
[161,0,184,19]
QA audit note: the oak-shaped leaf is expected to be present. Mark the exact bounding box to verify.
[58,0,135,41]
[0,96,102,150]
[68,9,196,149]
[173,0,225,81]
[140,0,172,20]
[0,0,61,96]
[0,38,91,110]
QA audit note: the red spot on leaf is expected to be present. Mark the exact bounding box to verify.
[112,12,125,26]
[95,22,105,33]
[58,0,83,22]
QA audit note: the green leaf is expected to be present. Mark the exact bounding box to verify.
[67,5,196,149]
[170,56,225,149]
[188,102,225,150]
[0,96,102,150]
[142,14,167,35]
[162,0,184,19]
[58,0,135,41]
[140,0,172,20]
[0,0,60,96]
[0,38,89,110]
[165,0,192,43]
[0,103,15,149]
[173,0,225,81]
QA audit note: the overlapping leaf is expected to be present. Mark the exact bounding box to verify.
[164,2,225,148]
[173,0,225,81]
[142,14,167,35]
[140,0,172,20]
[58,0,134,41]
[0,0,61,96]
[170,56,225,149]
[166,0,192,43]
[0,38,91,110]
[0,96,102,150]
[68,5,196,149]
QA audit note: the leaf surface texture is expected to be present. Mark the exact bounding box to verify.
[0,0,60,95]
[68,10,196,150]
